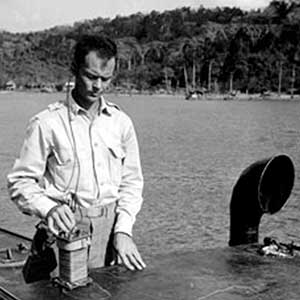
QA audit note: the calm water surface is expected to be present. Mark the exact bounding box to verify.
[1,92,300,262]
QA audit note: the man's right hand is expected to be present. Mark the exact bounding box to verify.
[46,204,76,236]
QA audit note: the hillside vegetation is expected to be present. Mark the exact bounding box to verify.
[1,0,300,95]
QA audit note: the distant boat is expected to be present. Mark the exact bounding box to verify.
[185,89,204,100]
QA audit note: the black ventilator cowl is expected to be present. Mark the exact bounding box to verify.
[229,154,294,247]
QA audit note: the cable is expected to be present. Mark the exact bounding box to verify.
[0,286,22,300]
[65,77,81,213]
[0,227,32,242]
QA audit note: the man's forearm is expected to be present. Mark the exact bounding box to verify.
[7,177,58,218]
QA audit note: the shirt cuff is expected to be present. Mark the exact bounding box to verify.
[114,212,134,237]
[33,196,59,219]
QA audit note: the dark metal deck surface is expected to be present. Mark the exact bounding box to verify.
[1,230,300,300]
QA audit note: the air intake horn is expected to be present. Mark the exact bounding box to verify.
[229,154,295,246]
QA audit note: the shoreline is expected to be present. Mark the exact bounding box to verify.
[1,90,300,102]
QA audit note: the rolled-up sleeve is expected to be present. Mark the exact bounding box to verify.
[7,117,57,218]
[114,118,144,236]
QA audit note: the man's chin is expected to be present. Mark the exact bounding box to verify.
[87,94,101,102]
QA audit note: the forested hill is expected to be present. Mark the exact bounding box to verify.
[1,0,300,94]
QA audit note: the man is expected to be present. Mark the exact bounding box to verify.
[7,35,146,271]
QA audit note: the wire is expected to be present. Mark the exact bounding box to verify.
[0,227,32,242]
[64,77,81,213]
[0,286,23,300]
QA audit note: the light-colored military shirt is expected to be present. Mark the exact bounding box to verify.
[7,96,143,236]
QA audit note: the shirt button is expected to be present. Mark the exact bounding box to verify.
[94,142,98,147]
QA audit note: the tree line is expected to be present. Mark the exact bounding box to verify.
[0,0,300,95]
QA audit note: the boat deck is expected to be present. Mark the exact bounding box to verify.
[1,230,300,300]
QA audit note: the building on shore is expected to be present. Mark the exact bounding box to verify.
[64,81,75,92]
[5,80,16,91]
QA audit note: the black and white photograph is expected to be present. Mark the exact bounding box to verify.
[0,0,300,299]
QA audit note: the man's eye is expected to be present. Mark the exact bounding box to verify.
[101,77,110,82]
[87,74,98,80]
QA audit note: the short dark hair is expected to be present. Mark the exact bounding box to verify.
[71,34,117,74]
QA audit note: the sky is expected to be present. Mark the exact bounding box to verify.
[0,0,270,33]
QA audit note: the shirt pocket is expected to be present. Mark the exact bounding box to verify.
[52,145,73,166]
[107,144,125,186]
[49,145,75,185]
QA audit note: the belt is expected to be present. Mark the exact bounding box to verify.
[78,202,116,218]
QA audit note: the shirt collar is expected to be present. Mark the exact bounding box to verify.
[101,97,112,116]
[67,93,112,119]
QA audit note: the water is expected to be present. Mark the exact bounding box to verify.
[1,92,300,262]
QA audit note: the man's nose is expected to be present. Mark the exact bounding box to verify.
[93,78,103,90]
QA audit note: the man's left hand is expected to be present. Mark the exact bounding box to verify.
[113,232,146,271]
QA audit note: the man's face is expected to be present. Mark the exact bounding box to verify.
[75,51,115,104]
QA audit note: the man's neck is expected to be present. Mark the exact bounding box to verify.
[72,89,101,118]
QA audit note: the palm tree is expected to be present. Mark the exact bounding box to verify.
[201,22,229,92]
[168,39,189,95]
[160,41,182,93]
[290,51,300,98]
[264,0,297,23]
[135,40,165,66]
[258,26,286,95]
[162,67,174,93]
[179,36,205,93]
[116,37,137,71]
[223,24,265,94]
[280,22,300,97]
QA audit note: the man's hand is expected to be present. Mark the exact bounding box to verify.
[46,204,76,236]
[113,232,146,271]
